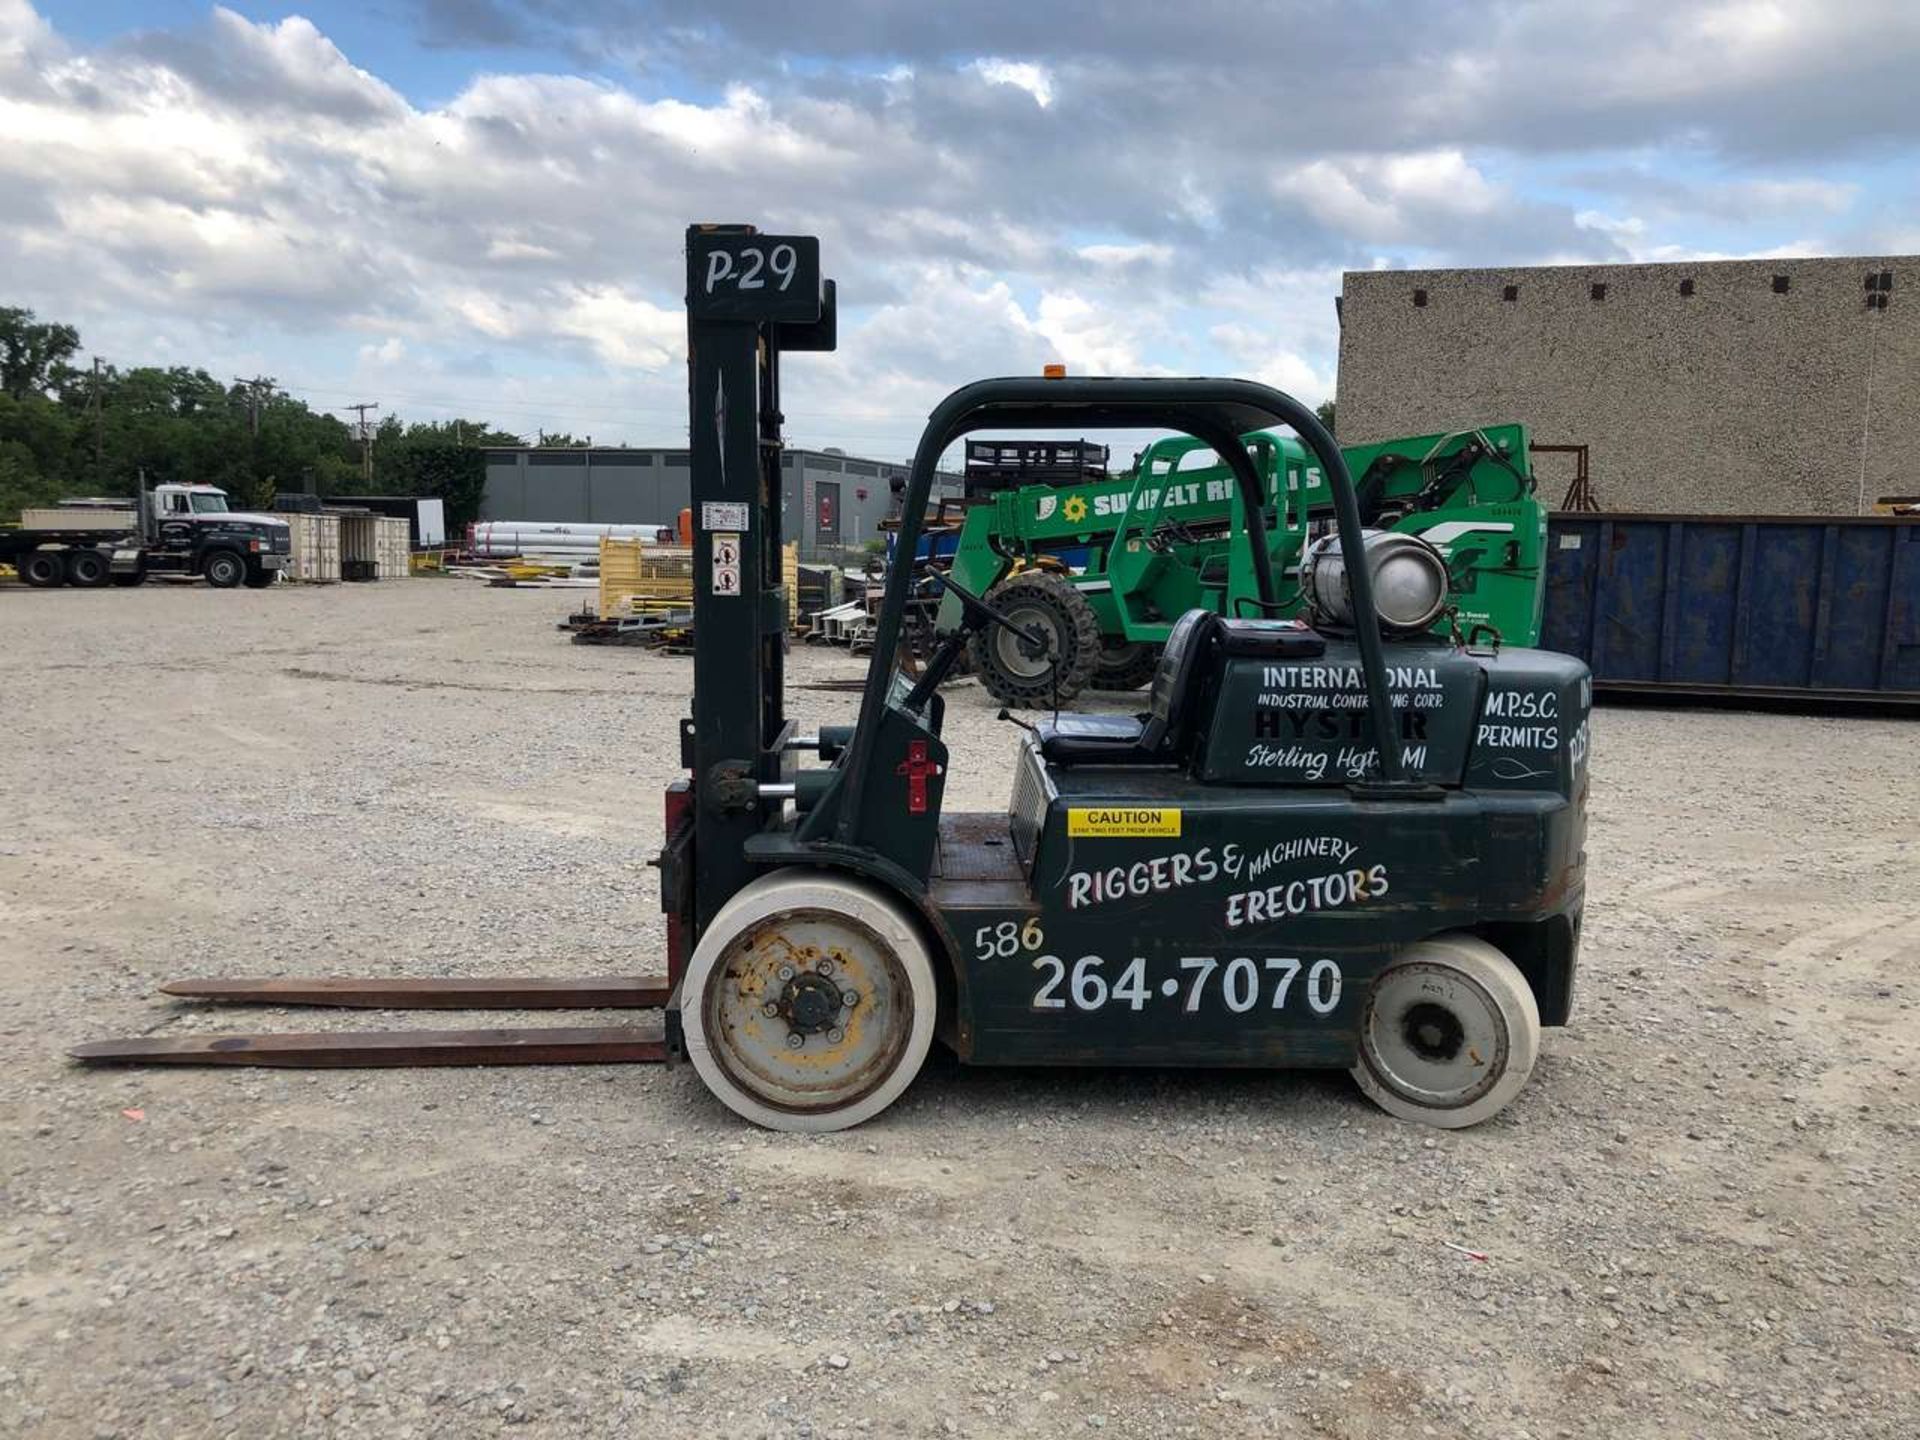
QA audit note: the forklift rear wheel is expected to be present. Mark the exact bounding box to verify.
[65,550,111,587]
[19,551,66,588]
[1092,638,1160,692]
[966,571,1101,707]
[682,872,937,1132]
[204,551,246,588]
[1351,934,1540,1129]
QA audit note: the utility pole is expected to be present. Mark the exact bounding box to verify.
[348,402,379,484]
[235,376,272,437]
[89,357,104,479]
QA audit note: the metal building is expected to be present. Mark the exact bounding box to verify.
[481,445,960,563]
[1336,256,1916,515]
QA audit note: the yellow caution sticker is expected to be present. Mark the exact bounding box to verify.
[1066,807,1182,838]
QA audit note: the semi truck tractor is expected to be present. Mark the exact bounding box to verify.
[2,483,291,589]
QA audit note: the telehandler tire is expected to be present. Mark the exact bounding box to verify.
[1351,933,1540,1129]
[1092,638,1160,692]
[681,872,938,1132]
[966,570,1101,707]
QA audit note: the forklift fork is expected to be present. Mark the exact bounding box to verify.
[69,975,673,1069]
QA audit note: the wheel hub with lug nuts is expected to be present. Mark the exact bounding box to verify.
[681,874,939,1131]
[993,605,1057,679]
[778,968,855,1037]
[697,908,906,1115]
[1350,935,1541,1129]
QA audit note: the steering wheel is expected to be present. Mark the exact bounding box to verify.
[899,574,1050,715]
[938,574,1048,651]
[1148,515,1198,552]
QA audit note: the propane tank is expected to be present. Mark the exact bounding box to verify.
[1301,529,1450,633]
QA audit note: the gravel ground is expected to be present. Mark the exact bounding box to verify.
[2,578,1916,1440]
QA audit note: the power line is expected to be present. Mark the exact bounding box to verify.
[270,376,956,429]
[268,377,929,448]
[273,378,1193,461]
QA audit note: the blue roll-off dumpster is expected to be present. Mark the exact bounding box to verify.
[1543,513,1920,705]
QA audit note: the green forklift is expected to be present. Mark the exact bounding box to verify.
[941,423,1546,705]
[75,226,1590,1138]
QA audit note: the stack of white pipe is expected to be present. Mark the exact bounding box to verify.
[467,521,673,558]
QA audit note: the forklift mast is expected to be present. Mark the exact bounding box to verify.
[682,224,837,929]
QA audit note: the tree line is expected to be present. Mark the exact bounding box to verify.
[0,306,527,530]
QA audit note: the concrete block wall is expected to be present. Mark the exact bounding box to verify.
[1337,257,1917,514]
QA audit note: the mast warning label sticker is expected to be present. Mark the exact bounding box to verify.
[1067,807,1182,838]
[711,533,741,596]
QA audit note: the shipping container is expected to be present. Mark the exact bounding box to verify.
[275,512,341,582]
[374,517,411,579]
[331,496,447,548]
[338,513,380,582]
[1543,513,1920,705]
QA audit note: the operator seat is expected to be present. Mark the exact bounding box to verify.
[1032,609,1220,766]
[1032,612,1330,767]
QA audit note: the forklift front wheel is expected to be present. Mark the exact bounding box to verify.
[1351,934,1541,1130]
[681,872,938,1133]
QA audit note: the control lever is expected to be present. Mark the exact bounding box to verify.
[996,708,1039,736]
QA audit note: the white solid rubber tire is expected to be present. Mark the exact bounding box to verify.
[681,871,938,1133]
[1350,933,1542,1130]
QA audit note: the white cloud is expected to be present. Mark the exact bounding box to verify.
[1076,242,1173,267]
[1568,207,1825,264]
[1692,1,1798,52]
[0,0,55,73]
[0,1,1905,459]
[1730,178,1855,215]
[1274,151,1506,245]
[486,237,564,262]
[968,58,1054,107]
[551,286,682,370]
[1032,292,1146,375]
[203,7,405,119]
[1196,265,1346,407]
[1208,323,1330,402]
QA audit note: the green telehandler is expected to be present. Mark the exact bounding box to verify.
[937,424,1546,705]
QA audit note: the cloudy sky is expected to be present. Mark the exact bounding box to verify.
[3,1,1915,459]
